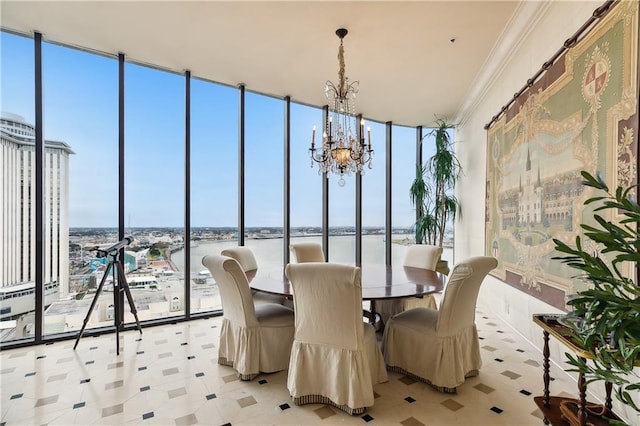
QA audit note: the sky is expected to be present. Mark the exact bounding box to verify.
[2,30,432,229]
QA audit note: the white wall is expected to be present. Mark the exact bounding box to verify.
[455,1,638,424]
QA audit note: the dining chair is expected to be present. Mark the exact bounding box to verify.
[285,262,388,415]
[381,256,498,392]
[221,246,287,306]
[202,254,295,380]
[375,244,443,325]
[289,242,325,263]
[220,246,258,272]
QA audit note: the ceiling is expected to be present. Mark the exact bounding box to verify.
[1,1,532,128]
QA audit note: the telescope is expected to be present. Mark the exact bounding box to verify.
[76,234,140,354]
[95,236,133,258]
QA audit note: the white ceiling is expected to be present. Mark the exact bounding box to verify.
[1,1,535,128]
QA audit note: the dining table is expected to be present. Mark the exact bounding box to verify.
[246,263,444,323]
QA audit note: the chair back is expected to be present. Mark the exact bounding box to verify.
[436,256,497,335]
[202,254,258,327]
[221,246,258,272]
[289,242,325,263]
[285,263,362,350]
[403,244,443,270]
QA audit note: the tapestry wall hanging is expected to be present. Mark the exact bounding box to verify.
[485,0,638,310]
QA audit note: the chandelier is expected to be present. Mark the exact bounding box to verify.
[309,28,373,186]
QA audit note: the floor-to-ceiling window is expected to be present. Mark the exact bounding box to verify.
[188,79,239,313]
[0,28,435,347]
[244,93,284,266]
[328,172,355,263]
[391,125,420,265]
[289,102,323,251]
[125,62,185,322]
[42,42,118,336]
[361,121,386,264]
[390,126,452,265]
[0,32,37,343]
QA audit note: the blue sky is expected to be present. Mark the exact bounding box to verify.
[2,31,427,228]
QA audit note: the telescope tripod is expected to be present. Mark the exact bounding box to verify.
[73,251,141,355]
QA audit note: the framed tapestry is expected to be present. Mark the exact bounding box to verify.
[485,0,638,310]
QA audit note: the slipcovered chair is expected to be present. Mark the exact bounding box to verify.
[202,254,295,380]
[382,256,498,392]
[220,246,258,272]
[221,246,287,306]
[375,244,443,325]
[285,262,388,415]
[289,242,325,263]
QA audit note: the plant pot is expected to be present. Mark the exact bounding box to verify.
[436,259,450,276]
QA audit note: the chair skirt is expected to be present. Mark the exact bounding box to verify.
[287,323,387,415]
[218,303,294,380]
[382,308,481,392]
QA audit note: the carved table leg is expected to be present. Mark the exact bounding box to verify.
[542,331,551,405]
[542,330,551,425]
[605,381,613,414]
[577,360,587,426]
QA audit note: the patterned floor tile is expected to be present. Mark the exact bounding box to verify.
[314,405,337,419]
[0,308,592,426]
[441,398,464,411]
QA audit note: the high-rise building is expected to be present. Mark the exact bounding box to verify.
[1,113,73,318]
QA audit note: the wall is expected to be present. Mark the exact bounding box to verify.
[455,1,638,424]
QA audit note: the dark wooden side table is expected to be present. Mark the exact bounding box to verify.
[532,314,620,426]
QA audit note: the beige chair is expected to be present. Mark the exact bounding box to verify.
[202,254,295,380]
[220,246,258,272]
[285,262,388,415]
[382,256,498,392]
[221,246,287,306]
[375,244,443,325]
[289,242,325,263]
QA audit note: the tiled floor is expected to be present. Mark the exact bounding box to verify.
[1,303,578,425]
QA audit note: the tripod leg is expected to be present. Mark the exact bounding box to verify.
[117,261,142,334]
[74,261,113,350]
[113,260,121,356]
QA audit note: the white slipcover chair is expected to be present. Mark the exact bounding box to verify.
[289,242,325,263]
[220,246,258,272]
[285,263,388,415]
[202,254,295,380]
[382,256,498,392]
[221,246,287,306]
[375,244,443,325]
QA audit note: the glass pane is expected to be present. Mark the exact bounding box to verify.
[328,173,355,264]
[290,102,323,256]
[0,31,36,342]
[187,79,238,314]
[125,63,185,322]
[40,42,118,337]
[244,93,283,267]
[391,126,417,265]
[362,121,386,264]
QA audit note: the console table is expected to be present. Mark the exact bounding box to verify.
[532,314,621,426]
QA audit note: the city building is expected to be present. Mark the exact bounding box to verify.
[0,113,74,319]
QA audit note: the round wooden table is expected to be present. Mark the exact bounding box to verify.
[246,263,444,323]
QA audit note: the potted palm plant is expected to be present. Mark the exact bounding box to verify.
[552,171,640,419]
[410,118,461,274]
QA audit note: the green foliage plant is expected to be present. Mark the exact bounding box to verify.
[552,170,640,415]
[411,118,461,247]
